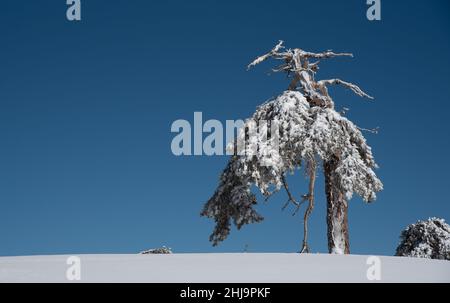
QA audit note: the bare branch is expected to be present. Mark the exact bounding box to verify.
[340,107,350,115]
[270,64,291,73]
[247,42,363,108]
[280,159,318,253]
[281,175,300,209]
[299,49,353,59]
[357,126,380,134]
[300,159,317,253]
[247,40,285,70]
[308,60,321,73]
[281,175,311,218]
[318,79,374,99]
[292,195,308,216]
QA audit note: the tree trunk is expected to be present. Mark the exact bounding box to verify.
[324,156,350,254]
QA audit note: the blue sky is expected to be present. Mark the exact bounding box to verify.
[0,0,449,256]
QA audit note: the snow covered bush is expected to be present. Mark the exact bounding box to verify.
[396,218,450,260]
[140,246,172,254]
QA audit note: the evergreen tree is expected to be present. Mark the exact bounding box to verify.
[201,41,383,254]
[396,218,450,260]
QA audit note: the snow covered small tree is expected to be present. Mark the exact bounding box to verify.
[201,41,383,254]
[395,218,450,260]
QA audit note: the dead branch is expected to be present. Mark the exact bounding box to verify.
[298,49,353,60]
[281,175,300,209]
[300,159,317,253]
[357,126,380,134]
[247,40,285,70]
[247,41,367,109]
[281,175,309,216]
[317,79,374,99]
[281,160,317,253]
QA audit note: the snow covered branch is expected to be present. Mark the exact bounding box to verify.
[297,49,353,60]
[248,41,354,72]
[317,79,374,100]
[247,40,285,70]
[247,41,373,108]
[357,126,379,134]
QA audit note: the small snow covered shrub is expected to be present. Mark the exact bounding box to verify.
[395,218,450,260]
[140,246,172,254]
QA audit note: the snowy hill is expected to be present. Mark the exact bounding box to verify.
[0,253,449,283]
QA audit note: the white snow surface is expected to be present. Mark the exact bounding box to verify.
[0,253,449,283]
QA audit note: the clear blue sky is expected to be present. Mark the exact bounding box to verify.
[1,0,449,256]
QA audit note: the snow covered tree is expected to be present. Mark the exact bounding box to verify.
[395,218,450,260]
[201,41,383,254]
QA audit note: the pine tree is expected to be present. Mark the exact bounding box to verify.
[201,41,383,254]
[396,218,450,260]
